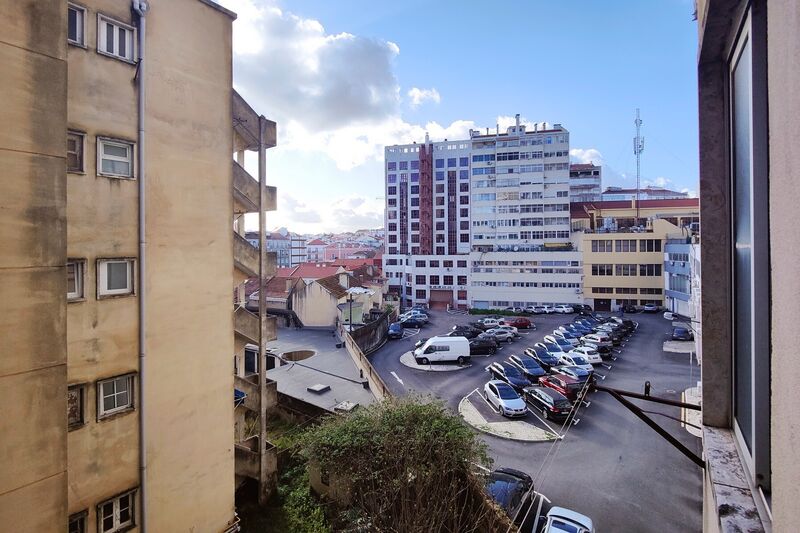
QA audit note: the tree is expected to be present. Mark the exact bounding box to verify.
[300,396,513,532]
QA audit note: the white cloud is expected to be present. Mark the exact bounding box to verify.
[249,193,383,234]
[643,176,673,188]
[570,148,605,166]
[407,87,441,108]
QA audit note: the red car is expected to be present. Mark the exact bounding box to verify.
[538,374,584,402]
[502,316,533,329]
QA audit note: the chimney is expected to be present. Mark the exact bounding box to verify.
[425,131,430,144]
[515,113,520,129]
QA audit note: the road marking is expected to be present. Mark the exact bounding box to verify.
[582,400,592,407]
[478,391,501,414]
[390,371,405,387]
[572,417,581,426]
[402,328,421,338]
[526,407,564,438]
[601,363,613,370]
[595,373,606,380]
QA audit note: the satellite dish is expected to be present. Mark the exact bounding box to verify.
[513,246,519,251]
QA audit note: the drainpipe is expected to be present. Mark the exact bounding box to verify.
[132,1,149,531]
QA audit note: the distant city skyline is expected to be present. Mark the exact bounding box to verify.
[222,0,699,233]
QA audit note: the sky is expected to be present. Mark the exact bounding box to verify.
[219,0,700,234]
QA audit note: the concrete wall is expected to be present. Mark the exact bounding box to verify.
[0,0,68,529]
[292,281,339,327]
[766,1,800,528]
[349,311,392,355]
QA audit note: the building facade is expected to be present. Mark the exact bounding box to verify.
[601,185,690,201]
[569,163,602,202]
[1,1,261,531]
[265,231,291,267]
[663,237,697,318]
[383,120,582,310]
[697,0,798,530]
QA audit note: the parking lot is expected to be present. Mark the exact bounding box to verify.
[369,309,702,532]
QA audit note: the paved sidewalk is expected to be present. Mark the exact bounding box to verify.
[458,396,557,442]
[682,382,702,438]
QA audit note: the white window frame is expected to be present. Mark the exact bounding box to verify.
[67,259,85,301]
[97,258,135,297]
[97,489,136,532]
[97,14,136,63]
[67,130,86,174]
[97,138,134,179]
[67,3,87,47]
[97,374,134,418]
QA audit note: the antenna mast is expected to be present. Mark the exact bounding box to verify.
[633,108,645,222]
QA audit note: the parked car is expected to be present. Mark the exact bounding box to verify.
[568,322,592,335]
[542,305,555,314]
[553,304,574,314]
[522,386,573,421]
[568,346,603,365]
[387,322,404,339]
[484,467,533,521]
[524,305,538,314]
[672,326,694,341]
[557,353,595,372]
[643,303,660,313]
[508,354,547,381]
[531,305,548,314]
[541,506,595,533]
[551,365,595,387]
[449,325,482,339]
[413,336,470,365]
[400,311,428,323]
[400,316,426,328]
[483,381,528,417]
[580,333,612,348]
[505,306,525,313]
[552,329,580,346]
[536,341,567,356]
[476,332,501,346]
[539,374,584,402]
[469,338,498,355]
[486,362,531,391]
[495,325,520,337]
[525,346,560,370]
[414,338,429,349]
[572,304,594,316]
[502,316,533,329]
[543,335,575,352]
[581,340,612,359]
[484,328,515,343]
[476,317,502,330]
[621,303,639,314]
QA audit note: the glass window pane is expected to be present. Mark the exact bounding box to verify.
[68,9,77,41]
[119,28,127,58]
[116,389,129,408]
[119,495,131,522]
[104,144,128,158]
[104,394,116,412]
[67,263,77,294]
[107,262,129,290]
[732,35,753,451]
[106,22,115,53]
[67,388,82,426]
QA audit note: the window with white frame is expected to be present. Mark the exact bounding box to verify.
[98,489,136,532]
[67,131,85,173]
[98,374,134,417]
[97,138,133,178]
[97,259,134,297]
[97,15,135,62]
[67,259,85,301]
[68,4,86,46]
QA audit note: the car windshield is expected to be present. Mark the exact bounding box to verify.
[555,400,573,410]
[504,366,523,378]
[496,384,518,399]
[675,328,687,334]
[520,359,539,369]
[549,518,582,533]
[486,473,526,513]
[555,338,570,346]
[572,356,588,365]
[544,343,560,352]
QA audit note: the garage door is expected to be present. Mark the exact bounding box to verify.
[594,298,611,312]
[429,289,453,310]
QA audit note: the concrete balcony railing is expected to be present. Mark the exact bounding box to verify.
[234,307,260,343]
[233,161,278,215]
[233,90,276,152]
[234,232,259,278]
[234,375,278,412]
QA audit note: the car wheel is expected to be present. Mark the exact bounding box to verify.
[420,357,429,365]
[542,408,549,419]
[506,337,513,344]
[490,348,497,355]
[457,356,466,365]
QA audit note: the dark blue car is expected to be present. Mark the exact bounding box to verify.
[387,322,404,339]
[508,355,547,380]
[484,467,533,521]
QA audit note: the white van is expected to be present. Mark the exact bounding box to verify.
[413,336,471,365]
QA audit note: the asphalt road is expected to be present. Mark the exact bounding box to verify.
[369,310,702,533]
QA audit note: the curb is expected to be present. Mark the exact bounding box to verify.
[458,396,558,443]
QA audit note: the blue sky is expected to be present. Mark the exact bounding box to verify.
[221,0,699,233]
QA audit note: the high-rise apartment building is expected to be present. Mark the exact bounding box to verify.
[569,163,603,202]
[2,1,272,531]
[383,119,583,310]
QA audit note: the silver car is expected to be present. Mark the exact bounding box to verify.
[484,328,515,343]
[484,380,528,418]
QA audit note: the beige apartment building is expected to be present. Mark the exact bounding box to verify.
[1,1,278,531]
[697,0,799,531]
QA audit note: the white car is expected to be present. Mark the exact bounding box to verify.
[484,328,515,343]
[543,506,595,533]
[505,306,525,313]
[553,304,574,314]
[569,346,603,365]
[581,333,612,348]
[484,380,528,418]
[557,353,594,372]
[524,305,537,313]
[542,305,555,314]
[495,325,520,337]
[478,318,501,329]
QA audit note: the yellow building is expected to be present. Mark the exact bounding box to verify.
[573,199,698,312]
[2,1,278,531]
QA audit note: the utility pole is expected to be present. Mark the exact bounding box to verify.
[633,109,645,223]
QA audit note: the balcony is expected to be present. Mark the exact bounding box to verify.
[233,161,278,215]
[234,374,278,412]
[234,307,278,343]
[234,232,259,277]
[233,90,276,152]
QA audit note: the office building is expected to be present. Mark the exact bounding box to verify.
[569,163,602,202]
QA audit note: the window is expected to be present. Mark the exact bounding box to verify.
[68,4,86,46]
[415,289,426,299]
[615,264,637,277]
[97,138,133,178]
[429,261,440,268]
[436,209,445,218]
[457,260,467,268]
[66,131,85,173]
[591,240,613,252]
[97,259,134,297]
[459,233,469,243]
[67,259,85,301]
[387,186,397,195]
[443,275,453,285]
[68,384,86,430]
[387,162,397,171]
[615,239,636,252]
[415,275,425,284]
[68,510,88,533]
[593,287,614,294]
[460,208,469,217]
[97,15,136,62]
[435,222,445,231]
[429,275,440,285]
[447,158,457,167]
[457,275,467,285]
[399,161,408,170]
[98,374,134,418]
[591,264,613,276]
[435,159,444,169]
[639,239,662,252]
[98,489,136,532]
[638,264,662,276]
[435,184,444,193]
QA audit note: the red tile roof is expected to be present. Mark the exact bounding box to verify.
[277,262,345,280]
[306,239,327,246]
